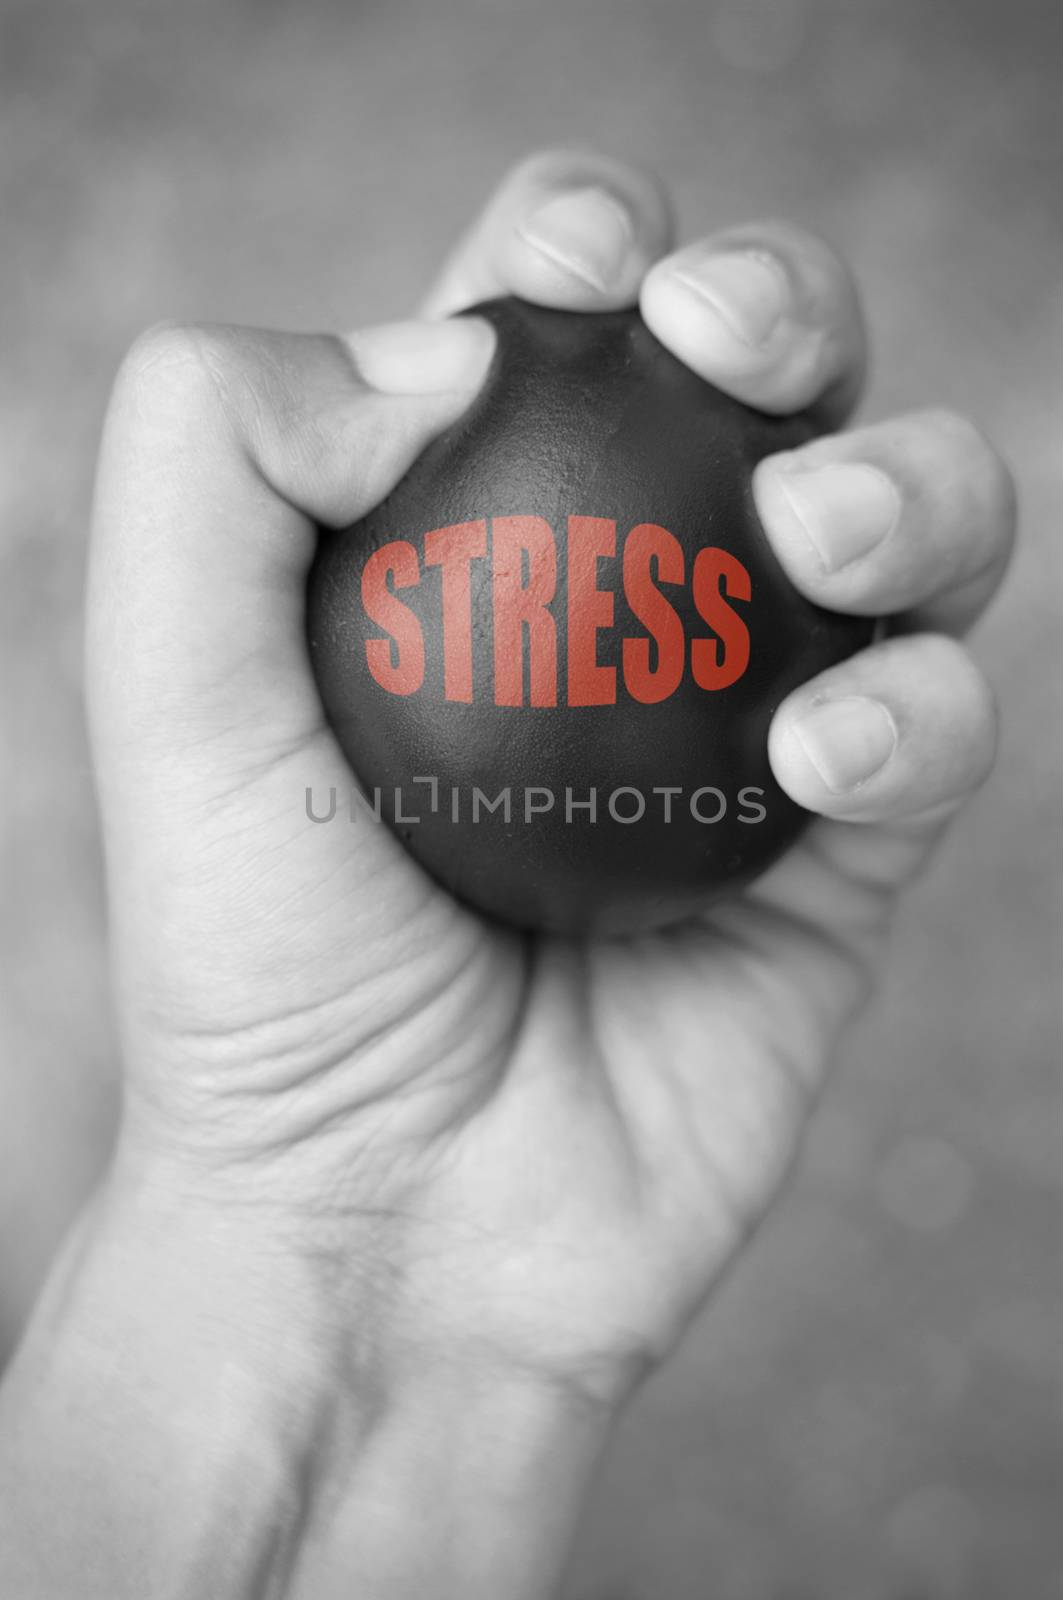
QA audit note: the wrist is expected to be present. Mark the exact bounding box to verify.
[290,1356,614,1600]
[0,1132,618,1600]
[0,1147,342,1600]
[106,1133,620,1600]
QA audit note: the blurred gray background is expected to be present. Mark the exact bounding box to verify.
[1,0,1061,1594]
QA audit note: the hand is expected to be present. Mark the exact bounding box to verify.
[0,149,1014,1600]
[91,147,1012,1390]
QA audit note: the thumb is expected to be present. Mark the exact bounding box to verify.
[86,315,495,785]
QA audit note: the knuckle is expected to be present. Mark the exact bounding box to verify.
[925,634,998,741]
[111,322,236,440]
[117,321,212,396]
[960,650,999,731]
[983,440,1019,546]
[975,679,1001,778]
[953,662,1000,789]
[505,148,670,229]
[921,406,995,469]
[921,405,979,449]
[505,146,597,192]
[771,219,847,277]
[111,322,255,450]
[903,635,999,793]
[706,222,864,404]
[743,220,858,310]
[922,407,1018,552]
[912,627,970,679]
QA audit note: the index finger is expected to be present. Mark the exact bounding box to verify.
[86,317,495,785]
[420,147,674,318]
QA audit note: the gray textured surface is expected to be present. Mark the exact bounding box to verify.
[1,0,1062,1594]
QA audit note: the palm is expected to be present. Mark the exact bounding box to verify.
[371,824,905,1378]
[170,723,904,1385]
[132,702,900,1367]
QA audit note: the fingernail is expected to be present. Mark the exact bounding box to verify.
[673,249,788,348]
[516,187,634,292]
[793,696,899,793]
[353,317,496,395]
[772,461,901,572]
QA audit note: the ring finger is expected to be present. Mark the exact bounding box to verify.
[753,407,1016,636]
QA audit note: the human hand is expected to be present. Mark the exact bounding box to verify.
[91,147,1011,1396]
[1,149,1014,1600]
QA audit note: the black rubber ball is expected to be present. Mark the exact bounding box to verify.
[307,297,872,936]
